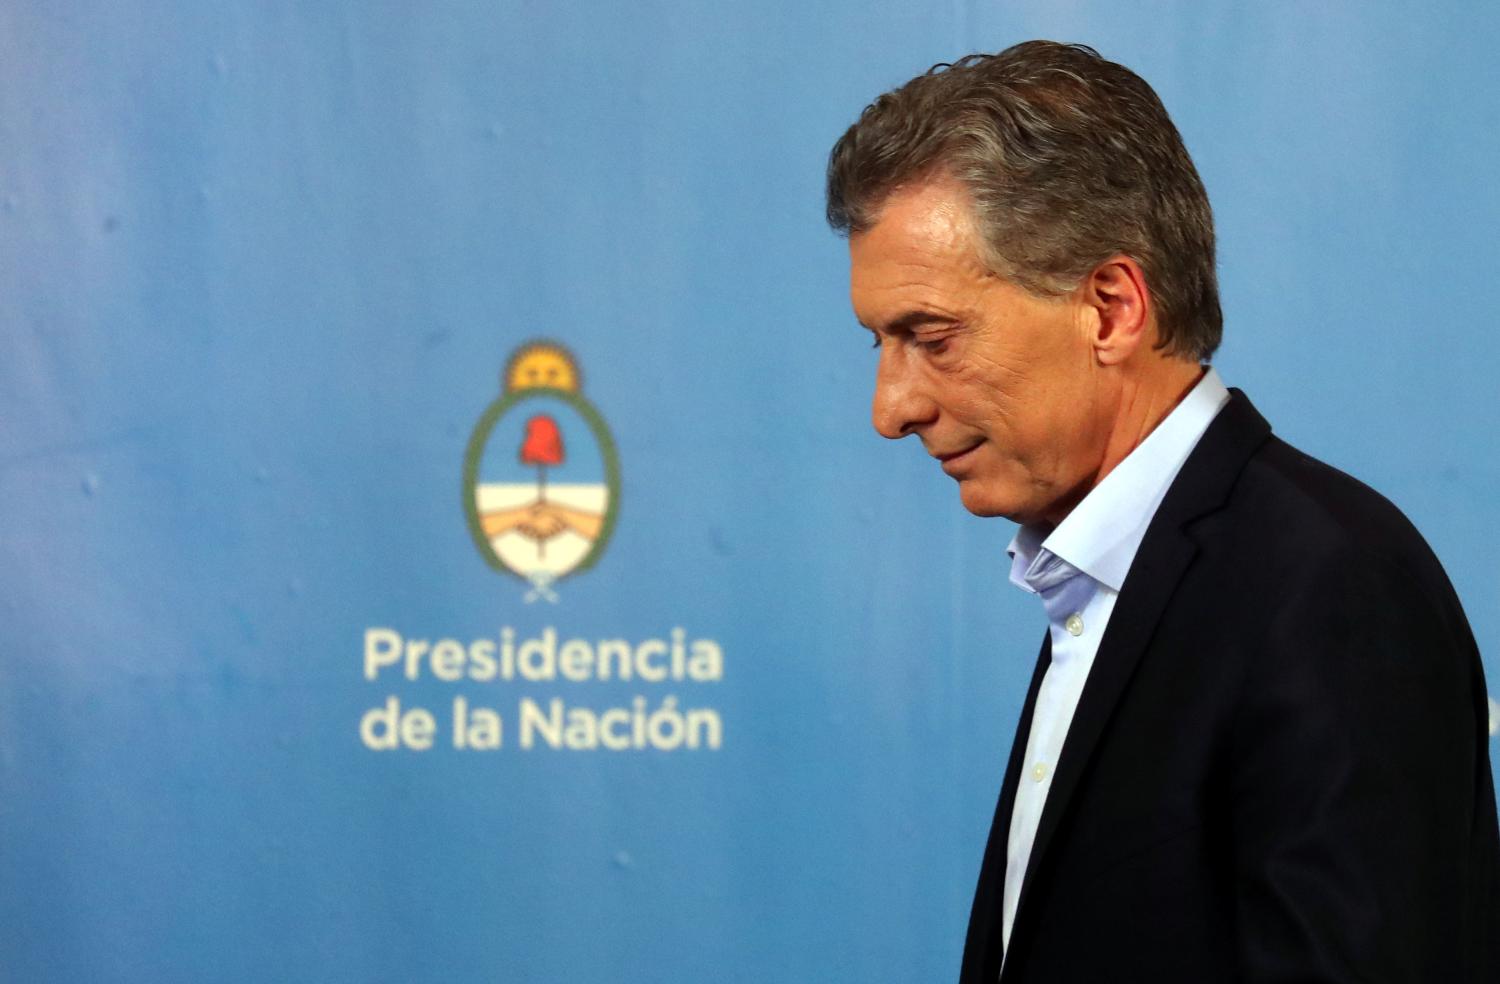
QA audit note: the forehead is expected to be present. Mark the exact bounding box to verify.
[848,180,993,314]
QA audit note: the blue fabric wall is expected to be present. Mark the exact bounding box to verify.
[2,3,1496,981]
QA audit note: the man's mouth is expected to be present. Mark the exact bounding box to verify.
[935,442,982,473]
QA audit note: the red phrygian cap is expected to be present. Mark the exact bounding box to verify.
[520,414,564,466]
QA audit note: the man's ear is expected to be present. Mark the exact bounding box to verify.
[1083,255,1152,366]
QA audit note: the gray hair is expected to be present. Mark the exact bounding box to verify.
[826,41,1221,361]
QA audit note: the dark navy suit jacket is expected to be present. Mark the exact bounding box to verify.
[960,390,1500,983]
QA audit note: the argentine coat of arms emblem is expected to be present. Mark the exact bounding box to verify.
[463,341,620,601]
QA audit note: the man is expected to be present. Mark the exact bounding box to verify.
[826,41,1500,982]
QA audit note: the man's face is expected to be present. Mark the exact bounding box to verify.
[849,179,1111,526]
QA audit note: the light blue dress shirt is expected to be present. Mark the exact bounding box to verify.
[999,368,1231,956]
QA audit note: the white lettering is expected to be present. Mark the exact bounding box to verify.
[364,628,402,680]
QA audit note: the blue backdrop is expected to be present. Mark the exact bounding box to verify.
[2,3,1497,981]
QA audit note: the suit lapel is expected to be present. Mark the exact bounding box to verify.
[960,631,1051,984]
[1001,390,1273,970]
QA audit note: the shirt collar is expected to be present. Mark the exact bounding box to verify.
[1007,367,1230,594]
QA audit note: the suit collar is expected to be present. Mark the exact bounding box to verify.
[994,389,1272,979]
[1147,388,1272,534]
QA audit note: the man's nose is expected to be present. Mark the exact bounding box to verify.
[871,344,937,440]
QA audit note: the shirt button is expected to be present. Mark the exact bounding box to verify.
[1065,613,1084,636]
[1032,763,1048,782]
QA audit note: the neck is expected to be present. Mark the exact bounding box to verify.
[1039,358,1206,528]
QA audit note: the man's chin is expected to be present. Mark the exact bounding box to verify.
[955,479,1027,522]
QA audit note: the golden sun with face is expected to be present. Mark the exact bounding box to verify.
[505,342,580,393]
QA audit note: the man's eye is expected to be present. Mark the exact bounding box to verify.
[918,336,950,354]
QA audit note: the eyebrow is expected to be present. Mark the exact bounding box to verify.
[862,310,961,336]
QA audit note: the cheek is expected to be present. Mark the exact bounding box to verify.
[950,344,1037,429]
[969,365,1093,474]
